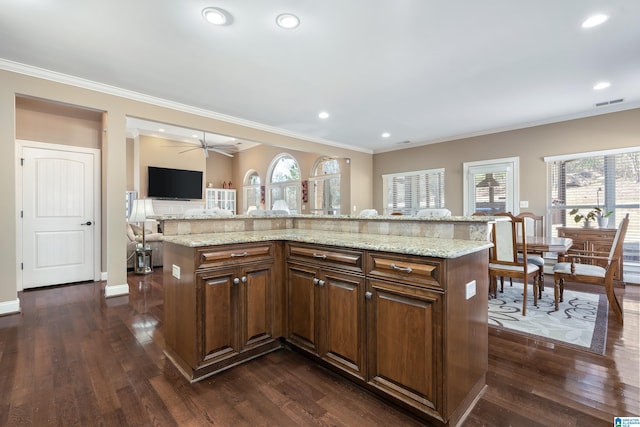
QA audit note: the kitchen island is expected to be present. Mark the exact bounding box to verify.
[159,215,492,427]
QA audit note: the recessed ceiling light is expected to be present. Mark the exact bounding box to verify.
[202,7,231,26]
[276,13,300,29]
[318,111,329,119]
[381,132,391,138]
[582,14,608,28]
[593,81,611,90]
[159,128,165,132]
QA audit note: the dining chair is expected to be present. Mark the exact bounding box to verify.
[516,212,546,292]
[553,213,629,325]
[488,213,542,315]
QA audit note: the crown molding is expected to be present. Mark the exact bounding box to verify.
[0,58,372,155]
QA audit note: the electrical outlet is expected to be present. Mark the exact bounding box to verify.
[465,280,476,300]
[520,200,529,208]
[172,264,181,279]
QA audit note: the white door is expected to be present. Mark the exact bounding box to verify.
[22,146,96,288]
[463,157,519,215]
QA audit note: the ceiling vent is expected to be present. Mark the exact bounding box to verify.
[595,98,624,107]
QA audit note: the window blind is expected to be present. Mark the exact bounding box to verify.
[382,168,445,215]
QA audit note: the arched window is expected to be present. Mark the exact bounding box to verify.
[309,157,341,215]
[267,154,301,213]
[242,170,261,213]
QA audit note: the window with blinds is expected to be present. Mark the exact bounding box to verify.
[382,168,445,215]
[546,147,640,275]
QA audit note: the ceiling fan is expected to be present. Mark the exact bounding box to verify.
[179,133,238,158]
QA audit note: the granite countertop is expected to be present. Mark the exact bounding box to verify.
[163,229,492,259]
[152,213,494,223]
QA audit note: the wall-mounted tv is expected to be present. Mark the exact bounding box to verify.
[148,166,203,200]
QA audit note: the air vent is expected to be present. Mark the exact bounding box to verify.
[595,98,624,107]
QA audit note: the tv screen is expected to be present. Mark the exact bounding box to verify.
[148,166,203,200]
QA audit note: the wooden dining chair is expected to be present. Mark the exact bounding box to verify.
[488,213,542,316]
[516,212,546,291]
[553,213,629,325]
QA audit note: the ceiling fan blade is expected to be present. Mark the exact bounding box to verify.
[179,147,201,154]
[209,148,234,158]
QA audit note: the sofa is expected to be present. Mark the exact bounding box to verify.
[127,223,164,269]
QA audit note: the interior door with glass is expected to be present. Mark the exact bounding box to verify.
[464,158,519,215]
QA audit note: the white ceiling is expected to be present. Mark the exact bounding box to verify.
[2,1,639,154]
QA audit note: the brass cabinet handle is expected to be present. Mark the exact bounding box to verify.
[390,263,413,274]
[312,253,328,260]
[231,251,248,257]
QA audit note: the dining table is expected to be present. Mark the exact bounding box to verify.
[520,235,573,255]
[517,235,573,293]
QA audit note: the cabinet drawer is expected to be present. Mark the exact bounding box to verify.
[287,243,363,273]
[197,243,273,269]
[366,252,443,290]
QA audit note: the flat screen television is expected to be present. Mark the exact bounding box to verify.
[148,166,203,200]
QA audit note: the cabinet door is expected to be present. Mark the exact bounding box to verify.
[367,278,443,415]
[322,270,366,379]
[286,264,320,354]
[239,262,274,349]
[198,269,239,364]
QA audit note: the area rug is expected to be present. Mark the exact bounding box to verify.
[488,282,608,354]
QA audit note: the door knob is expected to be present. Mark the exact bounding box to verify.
[81,221,92,226]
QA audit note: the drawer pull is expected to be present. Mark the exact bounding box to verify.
[230,251,248,258]
[318,280,325,287]
[233,277,240,285]
[312,253,328,260]
[390,263,413,274]
[365,291,372,299]
[313,278,320,285]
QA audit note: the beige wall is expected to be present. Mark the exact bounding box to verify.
[16,97,102,147]
[373,109,640,216]
[1,68,371,305]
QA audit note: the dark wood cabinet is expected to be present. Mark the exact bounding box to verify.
[164,242,281,382]
[557,226,623,282]
[165,238,489,426]
[365,250,489,425]
[286,243,366,379]
[367,277,442,415]
[198,261,274,364]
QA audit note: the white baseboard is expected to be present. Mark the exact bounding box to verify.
[104,283,129,297]
[0,297,21,315]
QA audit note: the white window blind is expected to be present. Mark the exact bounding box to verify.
[546,148,640,276]
[382,168,445,215]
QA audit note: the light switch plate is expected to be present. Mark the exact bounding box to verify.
[172,264,181,279]
[465,280,476,300]
[520,200,529,208]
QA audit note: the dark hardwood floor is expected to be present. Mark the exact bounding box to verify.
[0,269,638,426]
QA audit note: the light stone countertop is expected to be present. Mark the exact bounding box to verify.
[163,229,492,259]
[153,213,493,222]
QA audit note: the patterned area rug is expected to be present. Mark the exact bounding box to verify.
[488,282,609,354]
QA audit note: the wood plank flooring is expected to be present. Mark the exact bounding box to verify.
[0,270,638,426]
